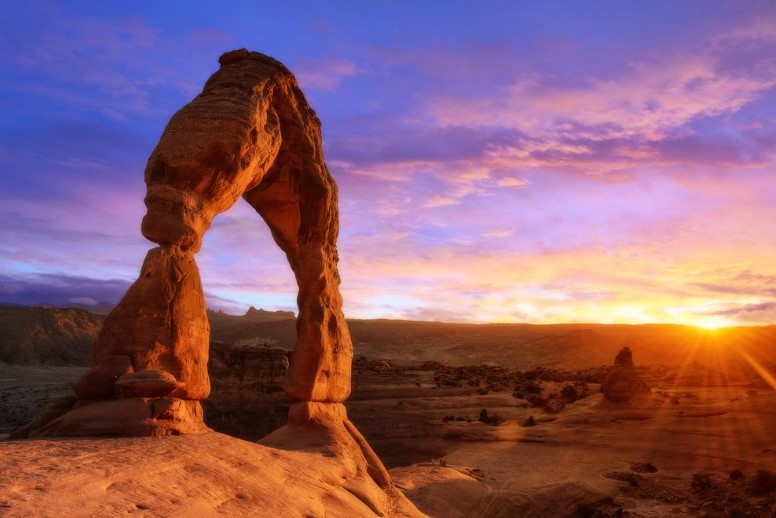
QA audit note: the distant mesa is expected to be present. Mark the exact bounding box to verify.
[245,306,295,320]
[601,346,651,403]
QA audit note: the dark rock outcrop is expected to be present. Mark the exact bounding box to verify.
[244,306,295,321]
[601,347,651,403]
[0,305,102,365]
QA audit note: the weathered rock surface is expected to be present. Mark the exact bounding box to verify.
[29,397,208,437]
[80,246,210,401]
[601,347,651,403]
[114,369,182,398]
[72,354,133,399]
[0,432,426,518]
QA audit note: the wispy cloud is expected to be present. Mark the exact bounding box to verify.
[481,230,514,239]
[497,177,529,188]
[2,2,776,327]
[0,273,130,307]
[427,52,776,142]
[295,58,360,91]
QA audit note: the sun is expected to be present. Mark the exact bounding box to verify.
[689,317,735,330]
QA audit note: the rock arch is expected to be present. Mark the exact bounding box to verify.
[34,50,355,437]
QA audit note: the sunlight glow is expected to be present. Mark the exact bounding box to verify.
[691,318,735,330]
[740,350,776,391]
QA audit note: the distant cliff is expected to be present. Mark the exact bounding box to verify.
[0,305,103,365]
[0,305,297,366]
[3,304,776,377]
[204,341,291,441]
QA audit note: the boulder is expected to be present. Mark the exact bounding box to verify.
[114,370,182,398]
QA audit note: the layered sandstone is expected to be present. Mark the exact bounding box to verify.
[74,246,210,401]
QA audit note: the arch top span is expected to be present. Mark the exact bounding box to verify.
[34,49,354,437]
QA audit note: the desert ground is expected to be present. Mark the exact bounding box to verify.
[1,306,776,517]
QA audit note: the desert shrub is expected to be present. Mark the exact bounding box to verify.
[748,469,776,496]
[691,473,713,491]
[512,390,524,399]
[729,469,743,481]
[521,415,536,427]
[630,462,657,473]
[477,408,500,426]
[477,388,489,395]
[572,503,595,518]
[560,385,579,402]
[527,396,546,408]
[524,382,543,394]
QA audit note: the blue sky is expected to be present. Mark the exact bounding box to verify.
[2,1,776,326]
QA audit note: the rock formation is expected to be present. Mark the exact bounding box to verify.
[244,306,295,320]
[19,52,428,514]
[601,346,651,403]
[33,50,355,439]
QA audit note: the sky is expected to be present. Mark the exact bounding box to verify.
[1,1,775,327]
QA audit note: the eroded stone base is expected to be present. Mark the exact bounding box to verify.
[265,402,392,488]
[29,398,208,437]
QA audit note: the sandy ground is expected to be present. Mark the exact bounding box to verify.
[0,364,85,435]
[3,365,776,517]
[391,388,776,517]
[0,364,87,390]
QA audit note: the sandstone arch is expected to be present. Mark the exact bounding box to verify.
[34,50,355,438]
